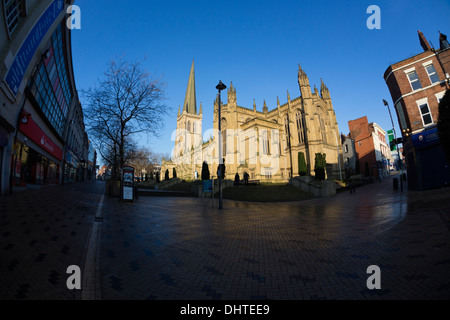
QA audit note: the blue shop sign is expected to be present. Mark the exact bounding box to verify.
[412,127,440,149]
[4,0,64,96]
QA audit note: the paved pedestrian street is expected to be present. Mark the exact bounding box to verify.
[1,176,450,300]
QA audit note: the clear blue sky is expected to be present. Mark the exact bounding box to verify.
[71,0,450,157]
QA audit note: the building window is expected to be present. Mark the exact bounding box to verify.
[418,103,433,126]
[318,116,327,143]
[436,91,445,104]
[261,130,270,155]
[407,71,422,91]
[3,0,25,36]
[345,158,349,166]
[29,24,73,137]
[295,111,305,144]
[344,144,349,153]
[425,64,440,84]
[395,101,408,131]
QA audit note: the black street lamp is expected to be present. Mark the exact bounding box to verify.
[216,80,226,209]
[383,99,403,191]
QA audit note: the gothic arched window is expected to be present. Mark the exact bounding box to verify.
[296,111,305,144]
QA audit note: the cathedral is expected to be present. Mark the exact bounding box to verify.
[161,60,343,182]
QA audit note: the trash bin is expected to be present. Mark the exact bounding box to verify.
[393,178,399,190]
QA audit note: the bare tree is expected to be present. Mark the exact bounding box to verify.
[83,58,167,179]
[128,146,154,180]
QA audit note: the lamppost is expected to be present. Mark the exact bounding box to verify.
[383,99,403,191]
[216,80,226,209]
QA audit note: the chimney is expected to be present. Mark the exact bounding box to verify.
[418,30,432,52]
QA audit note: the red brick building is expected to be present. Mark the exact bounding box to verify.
[348,116,392,179]
[384,31,450,190]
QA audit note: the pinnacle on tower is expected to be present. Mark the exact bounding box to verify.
[183,59,197,114]
[277,96,280,107]
[263,100,268,113]
[227,81,236,105]
[253,99,256,111]
[199,102,203,115]
[298,63,309,85]
[320,78,330,100]
[287,90,291,102]
[178,105,181,117]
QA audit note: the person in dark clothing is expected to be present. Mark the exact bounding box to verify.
[235,173,240,185]
[244,172,249,185]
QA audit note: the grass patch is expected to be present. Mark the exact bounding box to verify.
[221,183,314,202]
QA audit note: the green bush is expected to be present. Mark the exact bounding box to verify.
[314,153,326,181]
[298,152,307,176]
[165,169,170,180]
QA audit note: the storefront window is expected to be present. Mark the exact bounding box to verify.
[12,140,60,187]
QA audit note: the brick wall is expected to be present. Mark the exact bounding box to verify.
[348,116,377,177]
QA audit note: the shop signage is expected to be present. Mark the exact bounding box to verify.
[4,0,64,96]
[19,112,63,160]
[412,127,440,149]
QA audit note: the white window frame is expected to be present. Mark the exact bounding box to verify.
[436,91,445,104]
[416,98,434,127]
[405,69,422,91]
[423,62,440,84]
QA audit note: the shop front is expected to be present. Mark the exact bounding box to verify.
[64,150,78,184]
[12,111,63,187]
[406,127,450,190]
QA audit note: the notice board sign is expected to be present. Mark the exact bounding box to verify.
[122,166,135,201]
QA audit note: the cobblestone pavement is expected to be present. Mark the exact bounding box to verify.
[0,181,105,300]
[1,176,450,300]
[99,176,450,300]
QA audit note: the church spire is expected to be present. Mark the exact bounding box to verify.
[183,59,197,114]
